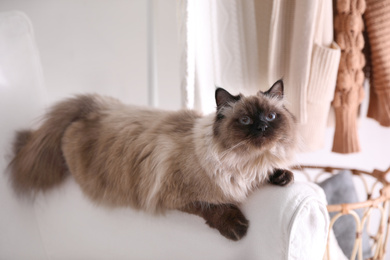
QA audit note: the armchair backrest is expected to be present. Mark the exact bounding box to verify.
[0,11,48,260]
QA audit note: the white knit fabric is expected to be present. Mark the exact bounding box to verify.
[263,0,341,150]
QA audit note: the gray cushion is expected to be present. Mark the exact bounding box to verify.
[318,170,372,259]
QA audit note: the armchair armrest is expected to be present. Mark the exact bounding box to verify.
[27,180,328,260]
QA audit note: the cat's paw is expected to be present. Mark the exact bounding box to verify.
[269,169,294,186]
[208,204,249,241]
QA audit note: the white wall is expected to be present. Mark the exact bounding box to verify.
[0,0,181,109]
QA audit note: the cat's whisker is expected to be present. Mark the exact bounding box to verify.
[219,140,248,159]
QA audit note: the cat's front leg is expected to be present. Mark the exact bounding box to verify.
[269,168,294,186]
[180,202,249,241]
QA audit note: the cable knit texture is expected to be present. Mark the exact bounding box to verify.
[364,0,390,127]
[332,0,366,154]
[300,42,341,151]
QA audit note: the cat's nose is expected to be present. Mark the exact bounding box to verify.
[258,123,268,132]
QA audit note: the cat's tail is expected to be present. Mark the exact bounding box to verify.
[8,95,103,195]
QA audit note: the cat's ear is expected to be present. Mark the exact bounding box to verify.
[263,79,284,100]
[215,88,240,110]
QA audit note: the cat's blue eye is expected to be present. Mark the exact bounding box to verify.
[265,112,277,121]
[239,116,252,125]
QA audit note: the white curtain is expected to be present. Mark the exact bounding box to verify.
[178,0,263,115]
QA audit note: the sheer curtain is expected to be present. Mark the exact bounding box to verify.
[178,0,262,115]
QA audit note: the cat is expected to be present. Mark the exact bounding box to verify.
[8,79,298,241]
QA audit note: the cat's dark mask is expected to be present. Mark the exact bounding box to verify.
[213,80,292,150]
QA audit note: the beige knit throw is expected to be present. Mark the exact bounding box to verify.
[332,0,366,154]
[364,0,390,127]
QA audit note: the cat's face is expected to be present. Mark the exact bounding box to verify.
[213,80,296,153]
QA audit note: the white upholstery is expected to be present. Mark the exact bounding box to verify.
[0,11,329,260]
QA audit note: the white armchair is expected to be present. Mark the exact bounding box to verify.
[0,11,329,260]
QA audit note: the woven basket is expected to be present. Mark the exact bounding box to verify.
[293,166,390,260]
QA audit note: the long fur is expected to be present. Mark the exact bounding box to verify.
[8,86,298,214]
[9,95,105,194]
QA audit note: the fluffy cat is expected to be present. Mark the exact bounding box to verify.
[8,79,298,241]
